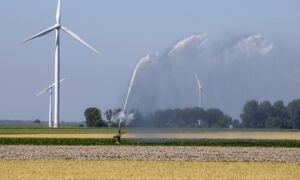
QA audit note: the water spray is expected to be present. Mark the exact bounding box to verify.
[118,55,151,129]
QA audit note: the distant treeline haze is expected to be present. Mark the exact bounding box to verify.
[85,99,300,129]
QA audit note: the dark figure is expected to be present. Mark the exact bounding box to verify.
[113,129,125,145]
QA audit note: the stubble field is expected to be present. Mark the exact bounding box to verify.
[0,161,299,180]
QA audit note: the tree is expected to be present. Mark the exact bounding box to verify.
[241,100,259,128]
[111,108,123,127]
[287,99,300,129]
[271,101,289,128]
[34,119,41,123]
[265,117,284,129]
[232,119,241,128]
[84,107,104,127]
[217,115,232,128]
[272,101,287,118]
[257,101,272,128]
[104,109,113,128]
[205,108,224,128]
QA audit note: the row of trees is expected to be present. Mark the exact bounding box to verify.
[240,99,300,129]
[85,107,232,128]
[85,99,300,129]
[149,107,232,128]
[84,107,122,128]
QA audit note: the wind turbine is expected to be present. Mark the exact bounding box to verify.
[36,78,66,128]
[18,0,102,128]
[194,73,203,108]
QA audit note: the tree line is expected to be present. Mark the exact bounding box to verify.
[240,99,300,129]
[84,107,232,128]
[84,99,300,129]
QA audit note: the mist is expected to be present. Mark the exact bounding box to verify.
[124,33,300,119]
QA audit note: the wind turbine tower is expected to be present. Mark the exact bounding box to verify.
[19,0,102,128]
[36,78,66,128]
[194,73,203,108]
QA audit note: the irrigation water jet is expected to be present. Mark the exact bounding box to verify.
[118,55,151,129]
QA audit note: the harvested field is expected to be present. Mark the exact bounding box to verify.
[0,145,300,162]
[0,161,299,180]
[1,128,300,140]
[1,131,300,140]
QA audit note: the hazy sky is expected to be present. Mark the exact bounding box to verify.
[1,0,300,121]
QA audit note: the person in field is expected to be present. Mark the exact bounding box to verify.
[113,129,126,145]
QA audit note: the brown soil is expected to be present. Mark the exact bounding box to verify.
[0,145,299,162]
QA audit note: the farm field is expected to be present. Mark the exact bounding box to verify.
[1,145,299,162]
[0,160,299,180]
[1,128,300,179]
[0,128,300,140]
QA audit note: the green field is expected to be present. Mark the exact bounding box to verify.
[1,137,300,147]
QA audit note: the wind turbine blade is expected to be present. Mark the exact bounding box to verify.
[56,0,61,24]
[36,85,53,96]
[17,25,57,45]
[36,78,66,96]
[61,26,102,56]
[59,78,66,83]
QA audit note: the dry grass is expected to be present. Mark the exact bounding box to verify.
[0,160,299,180]
[127,131,300,140]
[0,134,114,139]
[1,131,300,140]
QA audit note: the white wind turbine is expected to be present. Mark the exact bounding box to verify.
[36,78,66,128]
[18,0,102,128]
[194,73,204,108]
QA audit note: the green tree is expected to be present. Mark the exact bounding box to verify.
[287,99,300,129]
[217,115,232,128]
[241,100,259,128]
[205,108,224,128]
[104,109,113,128]
[84,107,103,127]
[257,101,272,128]
[272,101,289,128]
[265,117,285,129]
[34,119,41,123]
[232,119,241,128]
[272,101,287,118]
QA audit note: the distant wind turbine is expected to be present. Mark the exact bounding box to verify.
[194,73,204,108]
[18,0,102,128]
[36,78,66,128]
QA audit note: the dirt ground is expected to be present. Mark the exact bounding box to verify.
[0,145,299,162]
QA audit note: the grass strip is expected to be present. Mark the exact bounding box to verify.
[0,138,300,147]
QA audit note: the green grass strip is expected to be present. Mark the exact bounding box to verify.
[0,138,300,147]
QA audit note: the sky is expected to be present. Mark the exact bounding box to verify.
[0,0,300,121]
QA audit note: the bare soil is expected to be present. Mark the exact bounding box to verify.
[0,145,299,162]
